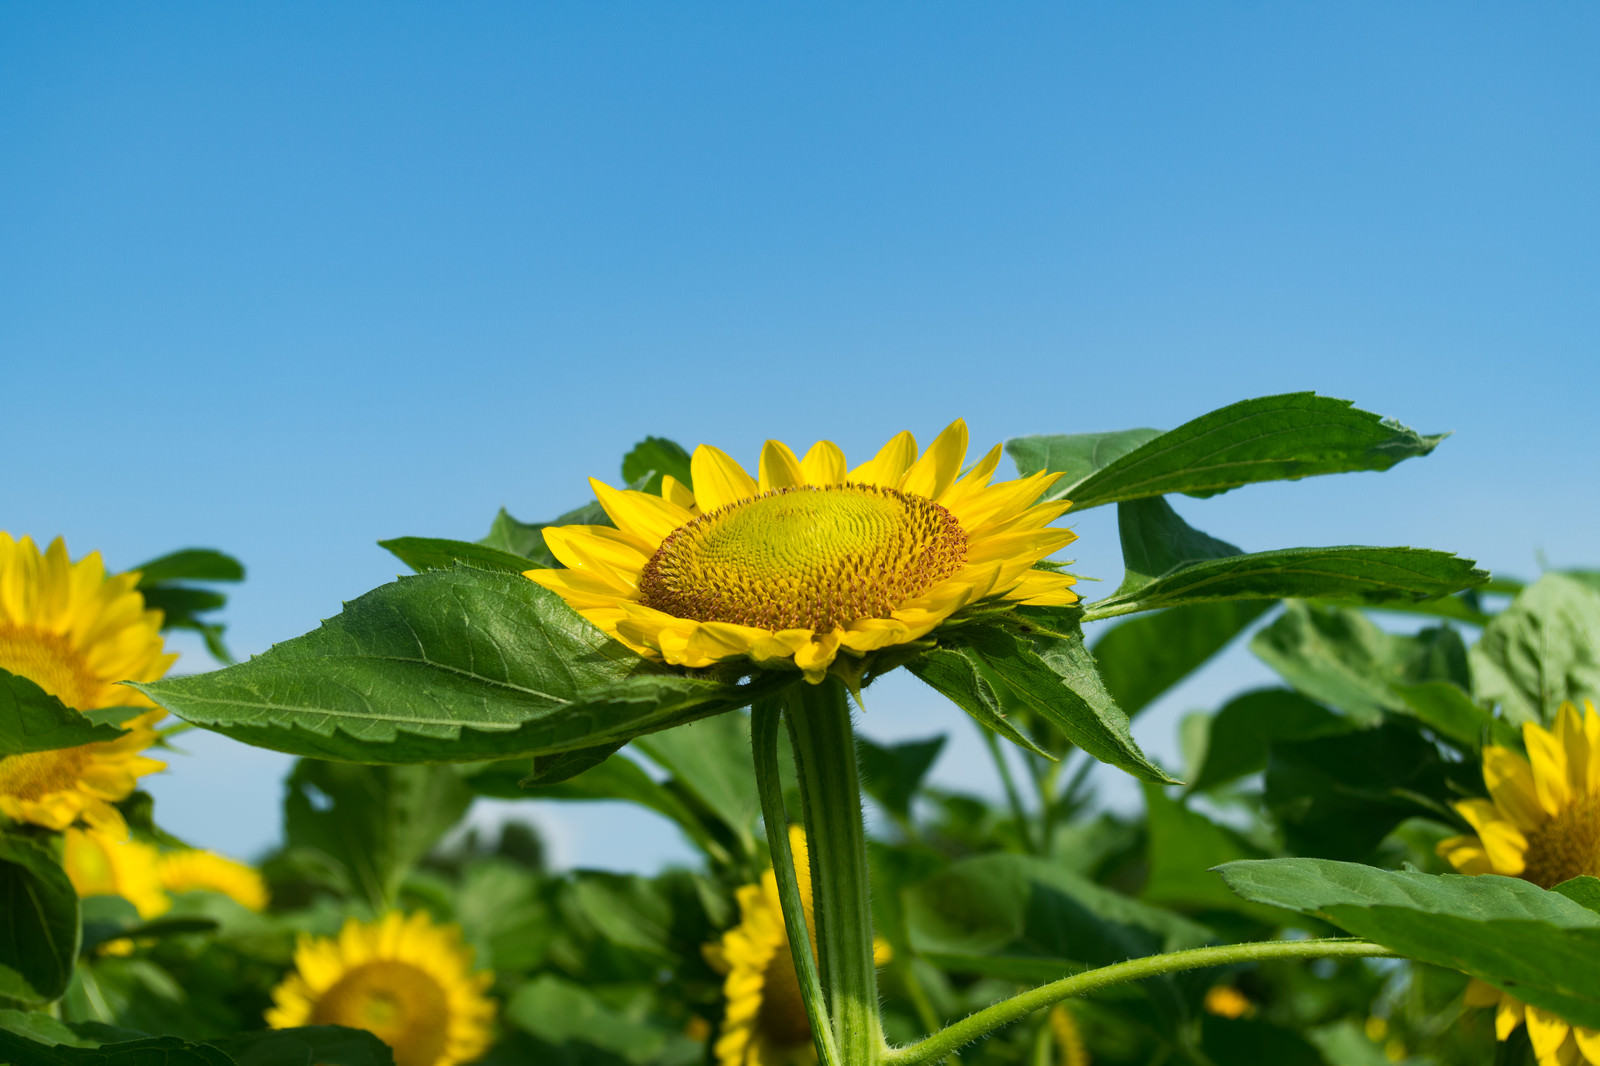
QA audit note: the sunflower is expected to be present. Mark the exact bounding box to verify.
[525,420,1078,684]
[62,825,169,920]
[705,826,890,1066]
[159,848,270,911]
[266,910,495,1066]
[0,534,174,833]
[1438,699,1600,1066]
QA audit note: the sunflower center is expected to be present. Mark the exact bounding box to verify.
[1523,792,1600,887]
[0,747,90,802]
[0,624,102,708]
[758,939,814,1049]
[638,484,968,633]
[311,959,451,1066]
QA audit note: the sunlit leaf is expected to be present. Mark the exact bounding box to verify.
[379,536,536,575]
[1469,573,1600,726]
[1091,600,1273,719]
[621,436,693,496]
[0,669,125,756]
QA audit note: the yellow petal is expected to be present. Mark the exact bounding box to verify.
[540,527,649,589]
[691,444,759,513]
[1572,1025,1600,1066]
[660,475,698,511]
[1498,994,1528,1040]
[1556,701,1592,801]
[1483,746,1549,832]
[899,419,968,500]
[1526,719,1575,816]
[939,443,1003,510]
[591,478,692,544]
[849,430,917,488]
[800,440,847,485]
[1527,1005,1574,1064]
[1455,799,1529,875]
[758,440,807,492]
[1436,834,1496,875]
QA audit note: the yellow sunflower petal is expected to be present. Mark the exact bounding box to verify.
[758,441,808,493]
[591,479,693,544]
[1528,1005,1575,1064]
[1454,798,1528,875]
[1572,1025,1600,1066]
[1526,719,1575,816]
[898,419,968,500]
[540,526,650,589]
[692,444,760,513]
[661,475,699,512]
[848,430,917,487]
[1498,992,1528,1040]
[1483,745,1549,832]
[800,440,848,486]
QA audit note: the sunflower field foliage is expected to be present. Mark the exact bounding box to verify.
[3,392,1598,1066]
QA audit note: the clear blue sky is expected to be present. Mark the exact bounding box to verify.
[5,3,1596,867]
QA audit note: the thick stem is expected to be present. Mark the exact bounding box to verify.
[787,677,886,1063]
[884,939,1394,1066]
[750,695,840,1066]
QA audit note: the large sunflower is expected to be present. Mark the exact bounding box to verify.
[266,910,495,1066]
[0,534,174,833]
[525,420,1078,683]
[1438,699,1600,1066]
[705,826,890,1066]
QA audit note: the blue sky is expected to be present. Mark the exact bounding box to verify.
[4,3,1597,867]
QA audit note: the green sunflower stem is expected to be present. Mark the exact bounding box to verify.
[751,694,842,1066]
[883,938,1395,1066]
[786,676,888,1064]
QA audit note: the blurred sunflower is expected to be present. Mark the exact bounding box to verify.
[0,534,174,833]
[159,848,270,911]
[705,826,890,1066]
[62,824,169,920]
[266,910,495,1066]
[1438,699,1600,1066]
[526,420,1077,684]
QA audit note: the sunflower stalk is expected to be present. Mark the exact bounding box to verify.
[786,676,888,1063]
[751,693,842,1066]
[882,939,1394,1066]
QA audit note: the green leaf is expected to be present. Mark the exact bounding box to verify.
[134,567,782,764]
[504,974,672,1063]
[478,492,623,570]
[1392,681,1520,751]
[1554,876,1600,915]
[1086,544,1487,622]
[1201,1015,1328,1066]
[284,759,474,908]
[1216,857,1600,1030]
[1469,573,1600,726]
[131,549,245,587]
[525,740,627,785]
[1189,689,1354,793]
[859,735,946,825]
[1005,428,1163,502]
[1012,393,1445,511]
[943,624,1176,783]
[904,852,1212,986]
[0,1031,237,1065]
[1091,600,1273,719]
[1264,723,1466,861]
[0,669,125,756]
[0,1007,96,1047]
[1111,496,1244,599]
[621,436,693,496]
[210,1026,396,1066]
[0,833,80,1005]
[378,536,536,575]
[1250,602,1471,725]
[907,648,1053,760]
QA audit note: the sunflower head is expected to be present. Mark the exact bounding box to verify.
[1439,699,1600,1065]
[0,534,174,833]
[266,910,495,1066]
[62,825,170,920]
[526,421,1078,684]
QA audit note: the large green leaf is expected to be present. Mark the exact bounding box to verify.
[0,833,79,1005]
[0,1031,236,1065]
[0,669,125,756]
[134,568,782,764]
[1091,600,1273,719]
[477,479,646,570]
[504,973,680,1064]
[1217,858,1600,1029]
[210,1026,396,1066]
[1010,394,1445,510]
[904,852,1212,989]
[131,549,245,587]
[907,647,1052,759]
[378,536,536,575]
[132,548,244,664]
[859,735,946,826]
[1110,496,1243,599]
[1005,428,1163,502]
[941,624,1175,783]
[283,759,474,908]
[621,435,693,497]
[634,711,761,857]
[1141,785,1282,923]
[1469,573,1600,726]
[1250,602,1471,725]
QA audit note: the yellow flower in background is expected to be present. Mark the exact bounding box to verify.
[526,420,1078,683]
[159,848,270,911]
[1438,699,1600,1066]
[705,826,891,1066]
[266,910,495,1066]
[0,534,174,833]
[1203,985,1254,1019]
[63,825,170,920]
